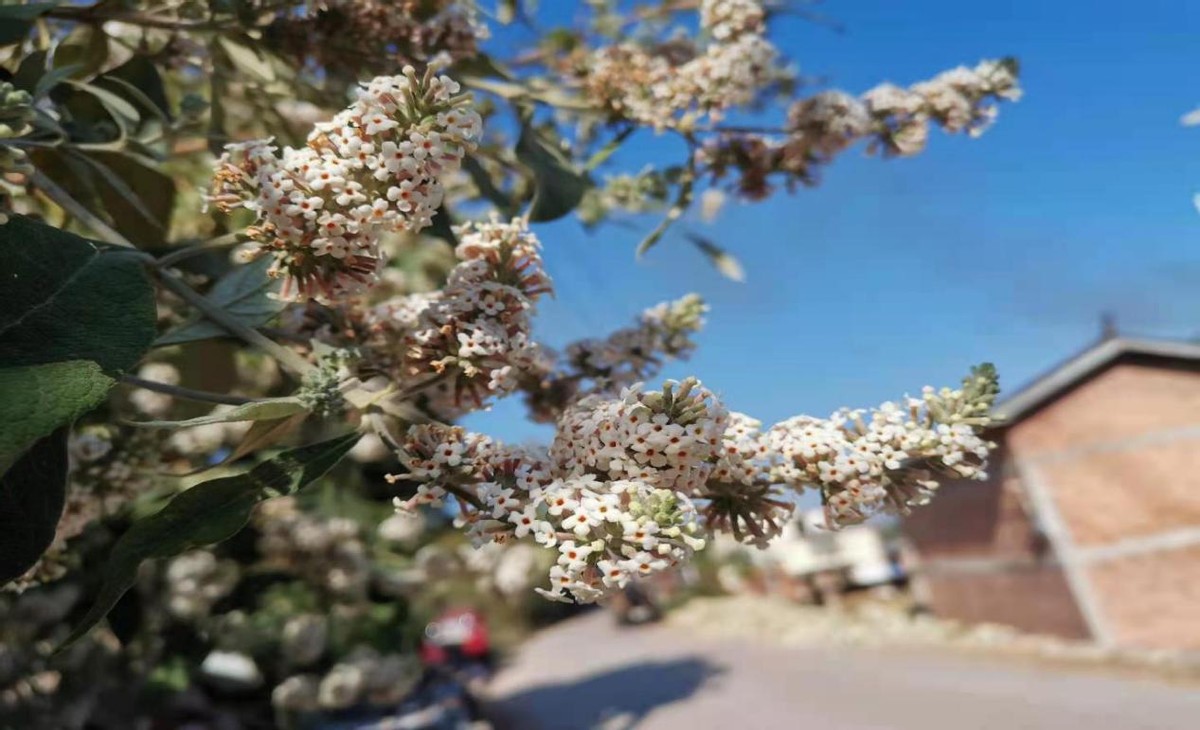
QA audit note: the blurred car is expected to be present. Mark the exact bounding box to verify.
[420,609,493,678]
[612,583,662,626]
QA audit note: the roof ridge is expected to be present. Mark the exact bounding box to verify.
[992,335,1200,424]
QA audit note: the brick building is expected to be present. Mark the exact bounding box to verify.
[903,336,1200,650]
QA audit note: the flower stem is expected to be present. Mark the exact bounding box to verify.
[155,268,315,377]
[155,232,247,269]
[120,375,258,407]
[29,169,133,248]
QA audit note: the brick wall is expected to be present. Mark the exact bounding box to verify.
[907,358,1200,650]
[919,566,1090,639]
[903,455,1090,638]
[1008,361,1200,649]
[1086,544,1200,650]
[905,456,1043,560]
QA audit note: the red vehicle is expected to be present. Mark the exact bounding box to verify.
[420,608,493,672]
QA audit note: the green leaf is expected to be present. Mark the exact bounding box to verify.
[52,25,108,78]
[0,2,59,46]
[0,429,68,585]
[84,151,176,246]
[102,55,172,120]
[0,217,154,577]
[584,127,635,172]
[223,413,309,465]
[155,257,284,346]
[687,234,745,282]
[34,63,85,98]
[636,161,696,258]
[129,397,308,429]
[0,360,113,474]
[60,433,360,647]
[0,215,156,373]
[65,79,141,135]
[635,212,678,258]
[216,36,276,84]
[462,155,517,215]
[516,122,590,222]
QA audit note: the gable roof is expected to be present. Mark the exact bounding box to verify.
[992,337,1200,424]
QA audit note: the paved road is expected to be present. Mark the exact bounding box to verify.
[486,610,1200,730]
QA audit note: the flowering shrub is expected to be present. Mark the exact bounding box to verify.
[0,0,1016,726]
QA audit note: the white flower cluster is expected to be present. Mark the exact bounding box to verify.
[209,67,482,302]
[0,583,92,722]
[389,378,721,603]
[565,294,708,392]
[387,366,999,603]
[254,497,371,601]
[769,405,991,528]
[164,551,241,620]
[272,649,420,715]
[521,293,708,422]
[863,59,1023,155]
[367,217,552,418]
[699,411,796,546]
[578,0,778,130]
[699,59,1021,198]
[701,0,766,42]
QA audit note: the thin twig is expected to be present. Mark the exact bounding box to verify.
[712,125,790,136]
[29,169,133,247]
[156,232,247,269]
[120,375,257,406]
[445,483,486,512]
[45,7,235,31]
[156,268,315,377]
[30,172,311,377]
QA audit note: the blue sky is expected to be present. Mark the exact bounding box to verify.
[465,0,1200,442]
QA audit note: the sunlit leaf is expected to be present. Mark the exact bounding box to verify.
[129,398,308,429]
[0,361,112,475]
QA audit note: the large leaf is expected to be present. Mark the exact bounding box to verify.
[156,257,284,346]
[516,122,590,223]
[0,2,59,47]
[0,215,156,372]
[0,429,68,584]
[0,217,155,576]
[60,433,360,647]
[0,361,113,474]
